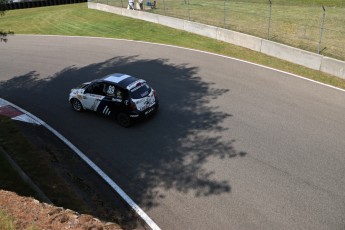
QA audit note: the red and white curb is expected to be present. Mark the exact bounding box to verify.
[0,98,160,230]
[0,99,41,125]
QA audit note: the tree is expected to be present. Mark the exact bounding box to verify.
[0,0,5,15]
[0,0,14,42]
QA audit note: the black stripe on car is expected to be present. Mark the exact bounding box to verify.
[117,76,138,88]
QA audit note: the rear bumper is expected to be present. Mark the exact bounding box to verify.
[129,103,159,120]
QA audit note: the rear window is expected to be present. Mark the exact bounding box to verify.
[129,83,151,99]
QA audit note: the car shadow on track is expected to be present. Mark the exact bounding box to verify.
[0,55,248,227]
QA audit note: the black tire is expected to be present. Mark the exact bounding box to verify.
[71,98,83,112]
[117,113,131,127]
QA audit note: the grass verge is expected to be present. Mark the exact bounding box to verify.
[139,0,345,60]
[0,3,344,89]
[0,115,89,211]
[0,116,41,230]
[0,117,39,198]
[0,115,136,228]
[0,209,39,230]
[0,209,15,230]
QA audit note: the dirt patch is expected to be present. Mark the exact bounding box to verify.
[0,190,121,230]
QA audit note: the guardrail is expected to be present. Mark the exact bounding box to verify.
[88,2,345,80]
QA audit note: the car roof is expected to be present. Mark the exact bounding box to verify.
[100,73,146,90]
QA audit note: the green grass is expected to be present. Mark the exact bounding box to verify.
[0,116,40,230]
[0,117,39,198]
[0,209,39,230]
[0,116,90,212]
[0,3,345,89]
[0,210,15,230]
[103,0,345,60]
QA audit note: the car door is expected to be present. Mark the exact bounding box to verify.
[81,82,106,111]
[95,84,125,116]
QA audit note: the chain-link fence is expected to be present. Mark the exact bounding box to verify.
[94,0,345,61]
[3,0,86,10]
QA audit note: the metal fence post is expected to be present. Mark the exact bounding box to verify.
[223,0,227,28]
[318,6,326,54]
[163,0,166,15]
[187,0,190,21]
[267,0,272,40]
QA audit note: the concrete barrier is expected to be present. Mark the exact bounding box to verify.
[184,21,218,40]
[139,11,159,23]
[321,57,345,79]
[108,5,122,15]
[158,15,185,31]
[261,40,323,71]
[217,28,262,52]
[88,3,345,80]
[88,2,97,9]
[89,3,122,15]
[121,8,140,18]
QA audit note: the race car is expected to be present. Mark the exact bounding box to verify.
[69,73,159,127]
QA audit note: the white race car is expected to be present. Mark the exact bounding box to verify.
[69,73,159,127]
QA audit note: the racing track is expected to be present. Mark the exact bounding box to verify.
[1,35,345,230]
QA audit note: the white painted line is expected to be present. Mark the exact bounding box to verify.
[0,98,161,230]
[16,34,345,93]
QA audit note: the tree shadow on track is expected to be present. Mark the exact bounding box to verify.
[0,55,248,226]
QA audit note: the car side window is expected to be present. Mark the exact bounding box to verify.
[105,84,123,100]
[85,83,106,96]
[105,84,116,97]
[115,87,123,100]
[84,85,92,94]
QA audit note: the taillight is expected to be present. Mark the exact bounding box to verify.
[130,101,137,111]
[153,90,157,97]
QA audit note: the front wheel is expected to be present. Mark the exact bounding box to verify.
[71,98,83,112]
[117,113,131,127]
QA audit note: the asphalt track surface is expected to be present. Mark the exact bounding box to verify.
[1,35,345,230]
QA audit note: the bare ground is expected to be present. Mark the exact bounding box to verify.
[0,190,122,230]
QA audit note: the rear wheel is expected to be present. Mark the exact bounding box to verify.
[71,99,83,112]
[117,113,131,127]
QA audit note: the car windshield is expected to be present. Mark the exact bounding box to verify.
[77,83,89,89]
[129,83,151,99]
